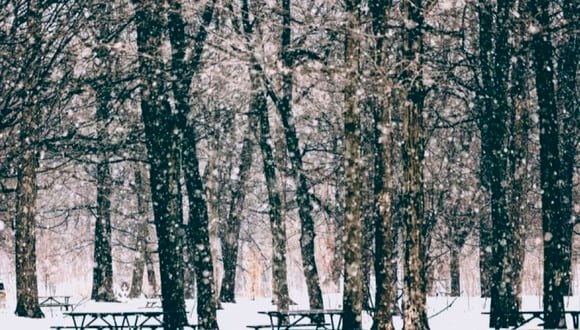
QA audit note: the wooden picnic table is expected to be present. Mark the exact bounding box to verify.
[483,310,580,329]
[255,309,343,330]
[39,295,73,311]
[65,310,163,329]
[60,310,196,329]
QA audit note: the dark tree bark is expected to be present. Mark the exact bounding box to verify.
[133,1,188,327]
[91,35,114,301]
[130,167,150,299]
[401,1,429,329]
[91,131,114,302]
[183,240,197,300]
[449,245,460,297]
[182,135,219,329]
[275,0,324,314]
[507,9,530,302]
[166,1,219,328]
[219,127,254,303]
[144,247,158,295]
[342,0,362,328]
[371,100,396,330]
[529,0,567,327]
[476,1,494,300]
[14,0,44,318]
[14,95,44,319]
[477,1,521,327]
[369,1,396,329]
[556,0,578,296]
[251,86,291,313]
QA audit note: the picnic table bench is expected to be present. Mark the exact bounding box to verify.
[483,310,580,329]
[40,296,73,311]
[249,309,343,330]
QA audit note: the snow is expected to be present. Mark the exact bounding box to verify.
[2,295,579,329]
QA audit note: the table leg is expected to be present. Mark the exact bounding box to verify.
[572,313,578,329]
[328,315,336,330]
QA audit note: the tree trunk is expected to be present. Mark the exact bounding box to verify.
[478,1,520,326]
[476,1,494,299]
[180,115,218,328]
[239,0,291,313]
[14,101,44,319]
[219,127,254,303]
[133,1,188,327]
[166,1,219,327]
[401,1,429,329]
[129,167,150,299]
[507,16,530,303]
[250,78,291,313]
[144,248,158,295]
[342,0,362,328]
[556,0,578,297]
[371,100,396,330]
[368,1,396,328]
[275,0,324,314]
[14,0,44,318]
[529,0,567,327]
[449,245,460,297]
[91,80,114,302]
[479,215,492,298]
[183,240,196,300]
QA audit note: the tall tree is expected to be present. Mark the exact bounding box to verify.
[556,0,578,296]
[91,1,115,302]
[274,0,324,313]
[342,0,362,328]
[477,1,521,326]
[166,0,219,327]
[401,0,429,329]
[369,0,396,329]
[529,0,567,327]
[133,0,188,327]
[13,0,44,318]
[11,0,86,317]
[239,0,291,312]
[506,0,530,303]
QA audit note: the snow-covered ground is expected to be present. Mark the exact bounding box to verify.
[1,295,579,329]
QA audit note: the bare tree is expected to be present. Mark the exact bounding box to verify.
[132,0,188,327]
[529,0,567,327]
[401,0,429,329]
[239,0,291,312]
[368,1,396,329]
[342,0,362,328]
